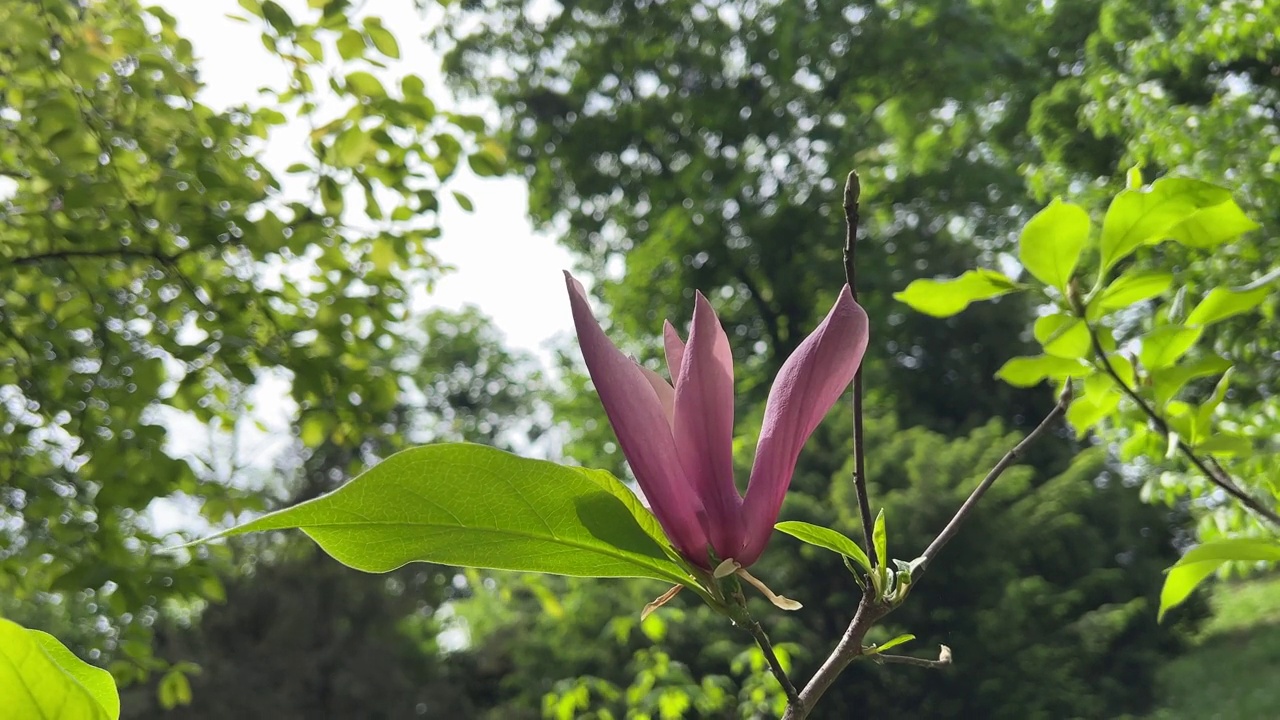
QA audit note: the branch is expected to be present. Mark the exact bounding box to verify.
[780,589,890,720]
[869,645,952,669]
[916,384,1073,575]
[739,613,801,708]
[1084,323,1280,526]
[842,171,876,566]
[4,247,183,267]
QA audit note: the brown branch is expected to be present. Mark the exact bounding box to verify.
[869,646,952,669]
[1084,322,1280,526]
[780,589,890,720]
[740,613,801,708]
[843,170,876,566]
[4,247,183,267]
[916,384,1073,575]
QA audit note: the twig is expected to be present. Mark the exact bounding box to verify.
[916,384,1073,575]
[4,247,183,267]
[780,589,890,720]
[740,613,801,707]
[869,646,952,669]
[1084,323,1280,526]
[843,170,876,566]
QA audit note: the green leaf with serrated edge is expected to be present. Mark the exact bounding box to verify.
[1138,325,1203,371]
[775,521,871,573]
[892,269,1019,317]
[1186,286,1271,327]
[872,509,888,569]
[1100,178,1232,274]
[1149,356,1232,406]
[1033,315,1091,359]
[1087,272,1173,319]
[204,444,698,586]
[1167,200,1259,249]
[0,618,119,720]
[1195,435,1252,457]
[866,633,916,655]
[995,355,1090,388]
[1159,540,1280,621]
[1018,199,1090,291]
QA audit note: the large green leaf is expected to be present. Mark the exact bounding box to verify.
[995,355,1090,388]
[1166,199,1259,249]
[1138,325,1203,371]
[1018,199,1090,291]
[775,521,871,572]
[1087,271,1173,319]
[0,618,120,720]
[1099,178,1231,274]
[1033,315,1091,359]
[212,444,697,586]
[893,269,1020,317]
[1159,539,1280,621]
[1185,286,1271,327]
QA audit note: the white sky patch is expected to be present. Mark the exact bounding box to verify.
[144,0,576,535]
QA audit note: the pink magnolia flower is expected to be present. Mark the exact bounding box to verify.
[566,272,869,573]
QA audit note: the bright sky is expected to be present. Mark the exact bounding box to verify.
[155,0,575,363]
[147,0,575,534]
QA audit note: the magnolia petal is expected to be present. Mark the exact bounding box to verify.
[740,286,869,565]
[565,273,710,559]
[636,361,676,429]
[672,293,744,559]
[663,320,686,386]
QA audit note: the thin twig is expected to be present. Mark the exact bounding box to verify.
[780,588,890,720]
[843,170,877,566]
[740,613,801,707]
[4,248,183,267]
[1085,323,1280,526]
[869,646,952,669]
[916,384,1073,575]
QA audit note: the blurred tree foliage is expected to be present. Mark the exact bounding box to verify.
[433,0,1221,716]
[0,0,502,687]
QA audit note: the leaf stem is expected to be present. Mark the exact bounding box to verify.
[869,647,952,669]
[843,171,877,567]
[1083,322,1280,526]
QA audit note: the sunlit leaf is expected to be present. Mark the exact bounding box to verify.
[207,444,697,585]
[1017,199,1090,291]
[1159,540,1280,621]
[1099,178,1232,274]
[1185,286,1271,327]
[1167,200,1259,249]
[1033,315,1091,359]
[994,354,1090,387]
[775,521,871,573]
[1138,325,1202,371]
[866,633,916,655]
[0,618,119,720]
[892,269,1020,317]
[1087,272,1173,319]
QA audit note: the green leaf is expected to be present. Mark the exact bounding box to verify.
[209,444,696,585]
[1159,539,1280,621]
[345,71,386,98]
[774,521,871,573]
[1033,315,1091,359]
[1149,355,1232,406]
[1194,434,1252,457]
[259,0,295,34]
[994,355,1090,388]
[1065,386,1121,437]
[0,618,119,720]
[1167,199,1259,249]
[364,22,401,59]
[1099,178,1232,274]
[867,633,916,655]
[1185,286,1271,327]
[893,269,1019,318]
[333,127,372,167]
[1088,272,1173,319]
[1017,199,1090,291]
[453,191,475,212]
[1138,325,1203,371]
[336,28,367,60]
[873,509,887,568]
